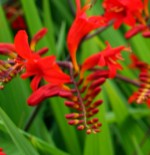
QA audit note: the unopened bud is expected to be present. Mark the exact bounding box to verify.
[65,113,83,119]
[87,108,99,117]
[89,78,106,89]
[87,118,99,124]
[77,125,85,130]
[68,119,83,125]
[30,28,48,51]
[65,101,80,109]
[125,25,146,39]
[142,31,150,38]
[86,129,92,134]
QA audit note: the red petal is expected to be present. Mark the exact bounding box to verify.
[76,0,81,13]
[14,30,32,59]
[108,64,117,78]
[81,53,99,74]
[124,12,136,27]
[39,56,56,70]
[98,56,106,66]
[44,69,71,85]
[30,75,42,91]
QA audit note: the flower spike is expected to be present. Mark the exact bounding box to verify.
[128,54,150,107]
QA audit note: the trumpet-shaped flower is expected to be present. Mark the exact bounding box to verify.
[81,42,127,78]
[67,0,106,72]
[103,0,144,29]
[14,30,70,91]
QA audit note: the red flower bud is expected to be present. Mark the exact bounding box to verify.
[65,113,83,119]
[88,78,106,89]
[77,125,85,130]
[68,119,83,125]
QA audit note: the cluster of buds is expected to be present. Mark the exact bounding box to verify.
[65,70,109,134]
[0,44,20,89]
[129,54,150,107]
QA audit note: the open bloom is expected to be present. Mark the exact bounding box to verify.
[103,0,144,29]
[81,42,127,78]
[14,30,70,91]
[67,0,105,72]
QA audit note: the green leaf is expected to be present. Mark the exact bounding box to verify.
[20,0,51,53]
[43,0,56,53]
[56,21,66,59]
[131,136,144,155]
[0,108,39,155]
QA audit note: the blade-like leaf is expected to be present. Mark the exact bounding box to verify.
[0,108,39,155]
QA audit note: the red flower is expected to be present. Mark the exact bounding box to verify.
[0,148,6,155]
[103,0,143,29]
[123,0,150,39]
[81,42,127,78]
[67,0,105,72]
[14,30,70,91]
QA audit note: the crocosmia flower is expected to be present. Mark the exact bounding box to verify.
[14,30,70,91]
[81,42,127,78]
[103,0,144,29]
[67,0,106,72]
